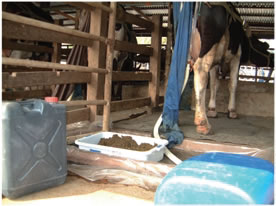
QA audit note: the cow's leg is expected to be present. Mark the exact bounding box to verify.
[193,59,212,135]
[207,66,220,118]
[228,48,241,119]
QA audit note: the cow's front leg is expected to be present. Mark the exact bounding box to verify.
[228,48,241,119]
[193,60,212,135]
[208,66,220,118]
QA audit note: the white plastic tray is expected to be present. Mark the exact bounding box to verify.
[75,132,168,162]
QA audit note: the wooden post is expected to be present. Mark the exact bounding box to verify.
[51,19,62,95]
[87,5,108,122]
[164,3,173,90]
[149,15,162,108]
[103,2,116,131]
[52,19,62,64]
[75,10,80,30]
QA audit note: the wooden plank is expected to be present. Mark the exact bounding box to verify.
[52,19,63,64]
[3,71,90,88]
[87,6,108,121]
[2,89,52,100]
[66,108,90,124]
[117,8,153,31]
[3,12,106,46]
[59,100,107,106]
[3,20,95,47]
[149,15,162,107]
[164,3,173,90]
[2,39,53,53]
[114,40,153,56]
[112,71,152,82]
[2,57,108,73]
[67,2,96,12]
[130,6,151,21]
[133,27,168,37]
[110,97,151,112]
[103,2,117,131]
[69,2,113,13]
[2,65,52,72]
[55,10,76,21]
[86,2,113,13]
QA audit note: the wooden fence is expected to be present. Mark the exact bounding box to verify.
[2,2,164,129]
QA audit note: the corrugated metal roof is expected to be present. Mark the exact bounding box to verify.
[46,2,274,39]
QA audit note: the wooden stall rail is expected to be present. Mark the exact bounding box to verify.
[2,57,108,74]
[3,90,52,101]
[68,2,113,13]
[69,2,153,30]
[60,100,108,125]
[114,40,153,56]
[2,11,107,46]
[59,100,107,107]
[3,39,54,54]
[2,71,90,89]
[2,3,164,129]
[116,7,154,31]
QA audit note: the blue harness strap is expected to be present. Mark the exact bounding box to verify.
[160,2,193,148]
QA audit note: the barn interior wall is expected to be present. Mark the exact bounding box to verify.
[192,80,274,117]
[122,82,166,100]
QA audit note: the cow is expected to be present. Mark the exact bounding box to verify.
[3,2,54,61]
[189,2,274,135]
[2,2,54,97]
[111,4,139,101]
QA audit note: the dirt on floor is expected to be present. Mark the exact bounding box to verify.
[2,175,155,206]
[98,134,157,151]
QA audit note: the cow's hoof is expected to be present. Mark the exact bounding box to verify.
[228,110,238,119]
[196,125,213,135]
[194,116,207,126]
[207,108,217,118]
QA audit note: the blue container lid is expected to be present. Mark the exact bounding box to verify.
[189,152,274,173]
[155,152,274,205]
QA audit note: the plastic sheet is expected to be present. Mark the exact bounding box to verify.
[67,146,174,178]
[253,146,274,163]
[68,163,162,191]
[66,120,101,138]
[176,139,274,163]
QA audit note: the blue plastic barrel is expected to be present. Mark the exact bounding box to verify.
[2,99,67,199]
[155,152,274,204]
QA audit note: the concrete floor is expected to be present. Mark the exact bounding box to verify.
[113,109,274,149]
[3,108,273,205]
[2,175,155,206]
[112,108,274,163]
[65,107,274,163]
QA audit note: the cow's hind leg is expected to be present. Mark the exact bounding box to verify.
[228,47,241,119]
[207,66,220,118]
[193,59,212,135]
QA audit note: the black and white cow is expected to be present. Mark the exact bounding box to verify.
[189,3,274,135]
[112,5,138,100]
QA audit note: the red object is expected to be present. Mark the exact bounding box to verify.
[44,97,59,103]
